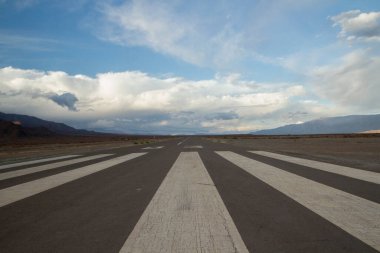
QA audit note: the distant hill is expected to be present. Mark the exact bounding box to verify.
[0,112,103,136]
[252,114,380,135]
[361,130,380,134]
[0,120,56,138]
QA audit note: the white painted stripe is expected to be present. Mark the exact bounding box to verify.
[251,151,380,184]
[0,154,113,181]
[120,152,248,253]
[0,155,80,171]
[184,145,203,149]
[142,146,164,150]
[216,151,380,251]
[0,153,146,208]
[177,137,189,146]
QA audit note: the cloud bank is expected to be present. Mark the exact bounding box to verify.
[0,66,309,134]
[312,49,380,109]
[1,49,379,134]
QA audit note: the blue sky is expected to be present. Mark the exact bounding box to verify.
[0,0,379,134]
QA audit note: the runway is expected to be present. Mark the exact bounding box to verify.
[0,137,379,252]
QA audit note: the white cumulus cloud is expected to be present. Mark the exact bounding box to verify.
[331,10,380,42]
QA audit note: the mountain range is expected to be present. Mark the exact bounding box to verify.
[1,112,380,137]
[0,112,102,138]
[252,114,380,135]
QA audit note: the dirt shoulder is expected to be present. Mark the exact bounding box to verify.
[207,135,380,172]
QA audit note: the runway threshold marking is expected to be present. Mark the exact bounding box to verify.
[0,153,146,208]
[216,151,380,251]
[142,146,164,150]
[119,152,248,253]
[0,154,113,181]
[0,155,80,171]
[251,151,380,184]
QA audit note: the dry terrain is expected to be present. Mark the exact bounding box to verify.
[0,135,174,163]
[208,134,380,172]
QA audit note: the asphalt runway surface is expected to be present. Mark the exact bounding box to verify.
[0,137,379,252]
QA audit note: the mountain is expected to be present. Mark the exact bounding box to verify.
[0,120,56,138]
[0,112,102,136]
[252,114,380,135]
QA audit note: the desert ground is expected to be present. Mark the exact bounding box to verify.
[208,134,380,172]
[0,135,175,163]
[2,134,379,172]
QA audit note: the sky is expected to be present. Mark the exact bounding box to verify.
[0,0,379,134]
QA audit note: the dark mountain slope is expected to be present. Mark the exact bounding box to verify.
[253,114,380,135]
[0,112,101,136]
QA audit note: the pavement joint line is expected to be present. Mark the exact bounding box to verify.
[119,151,249,253]
[217,151,380,251]
[251,151,380,184]
[0,154,113,181]
[0,152,147,208]
[0,155,81,171]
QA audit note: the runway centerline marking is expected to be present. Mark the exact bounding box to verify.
[0,155,80,171]
[119,152,248,253]
[0,153,146,208]
[0,154,113,181]
[217,151,380,251]
[251,151,380,184]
